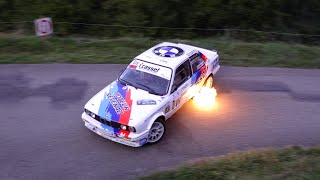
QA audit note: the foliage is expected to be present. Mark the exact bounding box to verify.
[0,0,319,42]
[0,35,319,68]
[141,146,320,180]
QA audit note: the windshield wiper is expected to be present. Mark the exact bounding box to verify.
[136,83,160,95]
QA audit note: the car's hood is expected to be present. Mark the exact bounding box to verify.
[84,80,165,126]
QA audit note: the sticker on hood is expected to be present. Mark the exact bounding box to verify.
[128,60,172,80]
[137,99,157,105]
[97,81,133,125]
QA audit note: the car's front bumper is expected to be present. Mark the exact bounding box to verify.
[81,112,149,147]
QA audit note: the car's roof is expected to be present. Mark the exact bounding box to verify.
[134,42,201,69]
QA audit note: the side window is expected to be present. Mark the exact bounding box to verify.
[189,53,205,74]
[171,60,191,93]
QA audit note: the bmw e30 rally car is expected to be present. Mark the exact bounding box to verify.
[81,42,220,147]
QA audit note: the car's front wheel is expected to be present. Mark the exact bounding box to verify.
[204,75,214,88]
[147,118,165,144]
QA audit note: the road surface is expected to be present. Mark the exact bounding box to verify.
[1,65,320,180]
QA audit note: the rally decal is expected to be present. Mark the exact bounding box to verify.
[198,51,208,61]
[118,89,133,125]
[127,60,172,80]
[191,65,207,84]
[101,123,120,134]
[128,60,160,73]
[153,46,184,58]
[128,60,139,69]
[117,130,130,138]
[138,63,160,73]
[189,50,209,85]
[100,123,130,138]
[97,81,133,126]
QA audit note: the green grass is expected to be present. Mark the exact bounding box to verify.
[0,35,319,68]
[140,146,320,180]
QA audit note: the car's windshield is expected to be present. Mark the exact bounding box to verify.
[118,60,172,96]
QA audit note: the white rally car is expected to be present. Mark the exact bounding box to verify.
[81,42,220,147]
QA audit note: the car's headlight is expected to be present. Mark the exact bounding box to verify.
[120,124,127,130]
[128,126,136,132]
[85,109,95,118]
[120,124,136,132]
[85,109,90,115]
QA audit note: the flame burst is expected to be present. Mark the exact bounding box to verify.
[193,87,217,109]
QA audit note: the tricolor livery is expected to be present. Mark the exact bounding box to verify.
[82,42,220,147]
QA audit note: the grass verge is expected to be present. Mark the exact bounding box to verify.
[140,146,320,180]
[0,35,319,68]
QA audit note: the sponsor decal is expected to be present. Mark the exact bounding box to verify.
[98,81,133,126]
[165,105,170,113]
[100,123,119,136]
[138,63,160,73]
[188,50,207,62]
[198,51,208,61]
[128,60,139,69]
[117,130,130,138]
[107,92,130,115]
[129,60,172,80]
[153,46,184,58]
[137,99,157,105]
[118,88,133,125]
[115,92,130,111]
[128,64,137,69]
[196,61,205,69]
[191,67,205,85]
[139,138,148,145]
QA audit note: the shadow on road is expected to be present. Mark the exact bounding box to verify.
[0,73,88,107]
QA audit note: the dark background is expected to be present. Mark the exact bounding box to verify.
[0,0,319,43]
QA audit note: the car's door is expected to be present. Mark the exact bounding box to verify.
[167,60,193,117]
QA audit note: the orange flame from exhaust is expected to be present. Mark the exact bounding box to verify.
[193,87,217,109]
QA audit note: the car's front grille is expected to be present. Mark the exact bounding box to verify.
[85,109,121,129]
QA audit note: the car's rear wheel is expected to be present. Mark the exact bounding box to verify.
[204,75,214,88]
[148,119,165,144]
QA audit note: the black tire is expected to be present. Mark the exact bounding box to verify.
[204,75,214,88]
[147,118,166,144]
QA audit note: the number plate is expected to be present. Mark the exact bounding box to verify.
[96,128,115,138]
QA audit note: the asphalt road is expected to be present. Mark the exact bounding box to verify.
[1,64,320,180]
